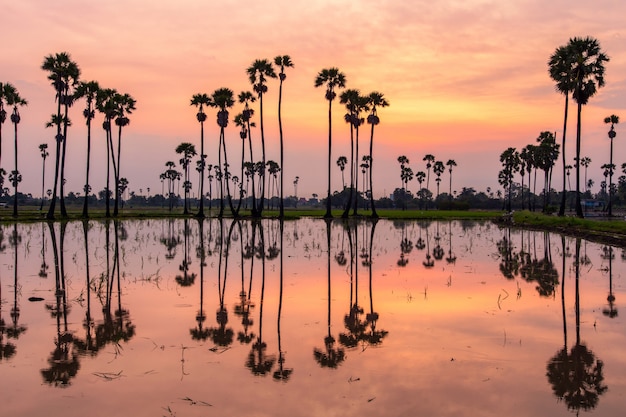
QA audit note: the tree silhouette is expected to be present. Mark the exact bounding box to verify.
[274,55,294,218]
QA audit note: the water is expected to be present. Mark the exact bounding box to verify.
[0,218,624,416]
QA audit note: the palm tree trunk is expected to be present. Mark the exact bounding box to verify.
[325,100,333,218]
[60,102,70,218]
[105,126,111,217]
[369,123,378,218]
[12,120,18,217]
[575,102,584,217]
[247,120,257,216]
[40,156,46,211]
[197,118,205,218]
[278,80,285,218]
[558,94,569,216]
[46,95,64,220]
[258,93,267,216]
[82,116,92,217]
[343,123,354,218]
[113,124,123,216]
[352,125,360,216]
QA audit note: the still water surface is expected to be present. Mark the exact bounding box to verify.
[0,218,624,417]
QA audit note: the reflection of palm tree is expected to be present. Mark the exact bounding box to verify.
[340,220,367,348]
[601,246,617,318]
[209,219,234,347]
[41,222,80,387]
[1,239,17,360]
[175,219,196,287]
[365,220,388,346]
[7,224,27,340]
[73,221,99,356]
[273,220,293,381]
[190,218,210,341]
[235,221,256,345]
[445,220,457,264]
[161,219,180,260]
[546,238,607,412]
[422,224,434,268]
[246,222,276,374]
[314,219,346,368]
[496,228,519,279]
[519,232,559,297]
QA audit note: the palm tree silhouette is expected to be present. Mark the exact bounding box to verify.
[39,143,49,211]
[112,93,136,216]
[423,154,435,192]
[315,68,346,218]
[96,87,118,217]
[175,142,197,214]
[274,55,294,218]
[366,91,388,218]
[210,87,236,217]
[4,84,27,217]
[247,59,277,216]
[549,44,575,216]
[74,80,100,217]
[191,93,211,218]
[42,52,80,220]
[603,115,619,216]
[567,37,609,217]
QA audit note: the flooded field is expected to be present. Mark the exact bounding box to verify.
[0,218,624,416]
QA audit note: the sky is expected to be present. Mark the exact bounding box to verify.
[2,0,626,201]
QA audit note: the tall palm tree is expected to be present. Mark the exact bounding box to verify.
[339,89,359,216]
[580,156,592,194]
[74,80,100,218]
[96,88,118,217]
[423,154,435,191]
[446,159,457,200]
[0,82,8,173]
[433,161,445,199]
[315,67,346,218]
[113,93,136,216]
[42,52,80,220]
[247,59,277,216]
[336,156,347,189]
[549,44,575,216]
[604,115,619,216]
[4,85,27,217]
[175,142,197,214]
[190,93,212,218]
[39,143,49,210]
[366,91,388,218]
[238,91,257,214]
[274,55,294,218]
[210,87,236,217]
[568,36,609,217]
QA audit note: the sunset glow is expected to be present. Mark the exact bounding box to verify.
[3,0,625,200]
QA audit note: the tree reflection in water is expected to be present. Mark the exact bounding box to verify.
[73,221,99,356]
[601,246,617,318]
[273,220,293,382]
[246,221,276,375]
[547,238,607,413]
[235,221,255,345]
[190,218,210,341]
[175,218,196,287]
[314,219,345,369]
[41,222,80,387]
[0,226,17,361]
[208,219,234,347]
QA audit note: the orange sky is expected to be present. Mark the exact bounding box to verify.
[3,0,626,200]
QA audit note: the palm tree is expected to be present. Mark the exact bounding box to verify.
[190,93,212,218]
[74,80,100,217]
[210,87,236,217]
[366,91,388,218]
[499,148,519,212]
[433,160,445,199]
[315,68,346,218]
[238,91,257,214]
[446,159,457,201]
[274,55,294,218]
[423,154,435,191]
[39,143,49,210]
[397,155,409,190]
[549,44,576,216]
[42,52,80,220]
[536,131,560,211]
[175,142,197,214]
[568,37,609,217]
[247,59,277,216]
[336,156,347,189]
[604,115,619,216]
[339,89,360,216]
[4,85,27,217]
[96,88,118,217]
[580,156,592,194]
[0,82,8,174]
[113,92,136,216]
